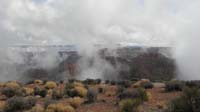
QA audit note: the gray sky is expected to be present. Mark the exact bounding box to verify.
[0,0,198,48]
[0,0,183,47]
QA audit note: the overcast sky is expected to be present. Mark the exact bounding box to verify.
[0,0,198,47]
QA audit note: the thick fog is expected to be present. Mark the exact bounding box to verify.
[0,0,200,81]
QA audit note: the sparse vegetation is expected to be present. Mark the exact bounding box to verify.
[5,82,20,88]
[1,87,18,98]
[30,105,45,112]
[74,86,88,97]
[34,87,47,98]
[142,82,154,89]
[52,89,64,100]
[0,78,197,112]
[4,96,36,112]
[46,103,75,112]
[169,87,200,112]
[165,80,184,92]
[82,79,101,85]
[119,99,141,112]
[45,81,57,89]
[69,97,83,108]
[118,88,148,102]
[34,80,43,85]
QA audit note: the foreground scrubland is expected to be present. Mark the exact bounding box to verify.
[0,79,199,112]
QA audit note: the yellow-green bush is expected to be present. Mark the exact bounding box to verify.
[45,81,57,89]
[52,89,64,100]
[119,99,141,112]
[5,81,20,89]
[69,97,83,108]
[137,88,148,101]
[30,105,45,112]
[24,87,34,95]
[131,79,152,89]
[34,80,43,85]
[73,82,84,88]
[46,103,75,112]
[74,86,87,97]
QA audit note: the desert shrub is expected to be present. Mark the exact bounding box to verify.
[1,87,25,98]
[118,88,148,102]
[65,83,75,90]
[5,82,20,89]
[4,97,25,112]
[118,90,139,100]
[86,89,97,103]
[119,99,141,112]
[64,83,75,97]
[132,79,151,88]
[34,87,40,96]
[185,80,200,88]
[146,92,152,101]
[23,87,34,96]
[117,80,132,88]
[98,87,104,94]
[169,97,192,112]
[34,87,47,98]
[1,87,17,98]
[69,97,82,108]
[165,80,184,92]
[137,88,148,101]
[4,96,36,112]
[74,86,87,97]
[40,89,48,98]
[30,105,45,112]
[46,103,75,112]
[168,87,200,112]
[118,89,139,100]
[183,86,200,99]
[82,79,101,85]
[73,82,84,87]
[52,89,64,100]
[34,80,43,85]
[131,82,141,88]
[44,98,56,109]
[66,90,79,98]
[24,96,37,109]
[142,82,154,89]
[45,81,57,89]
